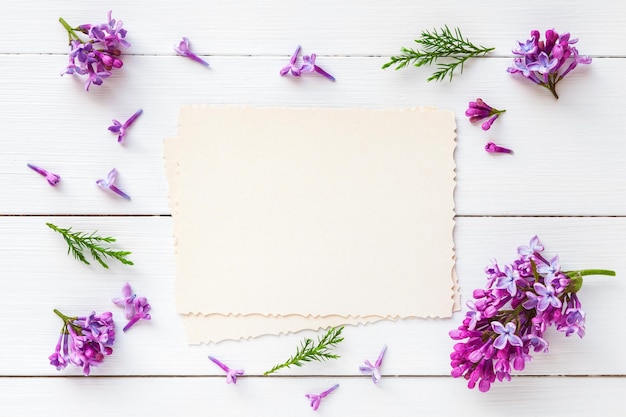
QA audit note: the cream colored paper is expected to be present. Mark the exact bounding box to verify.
[169,107,456,322]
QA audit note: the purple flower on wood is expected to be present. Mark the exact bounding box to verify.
[96,168,131,200]
[108,109,143,143]
[280,45,302,76]
[507,29,591,99]
[280,45,335,81]
[112,282,151,331]
[27,163,60,186]
[465,98,505,130]
[208,356,244,384]
[174,37,209,67]
[533,282,562,311]
[359,345,387,383]
[305,384,339,411]
[484,142,513,154]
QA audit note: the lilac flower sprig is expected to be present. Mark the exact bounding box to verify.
[174,37,209,67]
[305,384,339,411]
[359,345,387,384]
[112,283,151,332]
[59,11,130,91]
[280,45,335,81]
[108,109,143,143]
[97,168,131,200]
[465,98,505,131]
[27,163,60,186]
[208,356,244,384]
[507,29,592,99]
[449,236,615,392]
[49,309,115,376]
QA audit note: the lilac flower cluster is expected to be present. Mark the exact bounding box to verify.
[507,29,591,99]
[49,309,116,376]
[112,282,151,332]
[449,236,614,392]
[60,11,130,91]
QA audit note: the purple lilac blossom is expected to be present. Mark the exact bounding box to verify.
[359,345,387,383]
[279,46,335,81]
[27,163,60,186]
[49,309,115,375]
[112,282,152,331]
[60,11,130,91]
[96,168,131,200]
[449,236,614,392]
[174,37,210,67]
[507,29,591,99]
[108,109,143,143]
[305,384,339,411]
[465,98,505,131]
[208,356,244,384]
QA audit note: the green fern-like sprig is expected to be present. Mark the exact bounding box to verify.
[46,222,134,269]
[264,326,344,375]
[382,25,494,81]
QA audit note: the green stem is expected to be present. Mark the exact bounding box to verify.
[566,269,616,277]
[53,309,81,334]
[58,17,81,43]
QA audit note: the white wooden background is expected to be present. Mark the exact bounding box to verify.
[2,1,625,415]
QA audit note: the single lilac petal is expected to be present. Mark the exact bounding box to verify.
[305,384,339,411]
[518,235,544,257]
[359,345,387,383]
[299,53,335,81]
[208,356,244,384]
[122,296,151,332]
[481,115,498,131]
[96,168,131,200]
[485,142,513,154]
[112,282,136,319]
[280,45,302,76]
[27,163,61,186]
[174,37,209,67]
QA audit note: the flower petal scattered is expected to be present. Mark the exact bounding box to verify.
[27,163,60,186]
[96,168,131,200]
[359,345,387,383]
[174,37,209,67]
[485,142,513,154]
[305,384,339,411]
[112,282,151,331]
[280,45,335,81]
[208,356,244,384]
[108,109,143,143]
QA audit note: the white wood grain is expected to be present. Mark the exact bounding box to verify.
[0,376,624,417]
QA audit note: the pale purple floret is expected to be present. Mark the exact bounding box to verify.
[174,37,210,67]
[517,235,544,259]
[108,109,143,143]
[112,282,136,319]
[537,255,561,284]
[305,384,339,411]
[492,321,523,350]
[279,45,302,76]
[359,345,387,383]
[27,163,60,186]
[208,356,244,384]
[495,265,520,296]
[96,168,131,200]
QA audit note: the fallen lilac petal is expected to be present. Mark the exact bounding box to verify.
[27,163,61,186]
[208,356,244,384]
[174,37,209,67]
[359,345,387,383]
[112,282,136,319]
[305,384,339,411]
[122,296,151,332]
[108,109,143,143]
[485,142,513,154]
[96,168,131,200]
[280,45,302,76]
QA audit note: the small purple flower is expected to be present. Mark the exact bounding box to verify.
[27,163,60,186]
[533,282,562,311]
[491,321,523,350]
[465,98,506,131]
[495,265,520,296]
[112,282,151,332]
[305,384,339,411]
[208,356,244,384]
[108,109,143,143]
[517,235,544,259]
[527,51,559,75]
[279,46,335,81]
[280,45,302,76]
[537,255,561,284]
[112,282,136,319]
[485,142,513,154]
[96,168,131,200]
[359,345,387,383]
[174,37,209,67]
